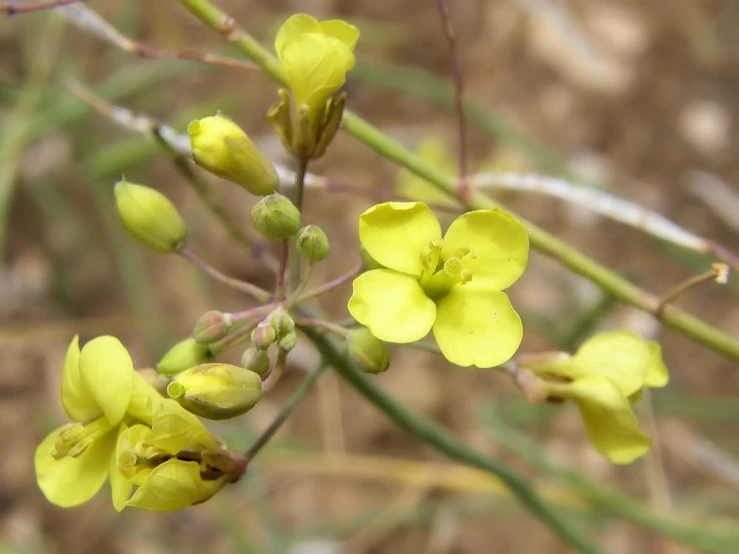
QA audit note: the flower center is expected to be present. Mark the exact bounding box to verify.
[420,244,476,301]
[51,417,114,460]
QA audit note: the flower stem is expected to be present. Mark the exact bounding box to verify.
[656,263,728,316]
[243,363,328,466]
[1,0,84,14]
[296,261,362,304]
[208,318,262,356]
[274,239,289,301]
[287,262,314,306]
[176,0,739,361]
[295,317,350,338]
[228,304,273,324]
[289,158,309,294]
[180,247,271,303]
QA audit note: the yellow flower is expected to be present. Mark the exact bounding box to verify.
[275,13,359,118]
[348,202,529,368]
[110,398,229,512]
[270,14,359,159]
[35,336,159,507]
[524,331,669,464]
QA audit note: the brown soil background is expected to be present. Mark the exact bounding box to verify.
[0,1,738,553]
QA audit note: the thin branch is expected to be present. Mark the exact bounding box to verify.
[295,261,362,304]
[656,263,729,317]
[180,247,271,303]
[434,0,469,200]
[55,4,257,71]
[472,171,739,273]
[243,364,327,465]
[1,0,83,14]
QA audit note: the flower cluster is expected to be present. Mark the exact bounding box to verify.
[35,336,244,511]
[519,330,669,464]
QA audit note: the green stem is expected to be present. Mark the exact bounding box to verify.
[302,327,602,554]
[289,158,308,292]
[295,318,350,338]
[176,0,739,362]
[244,363,327,464]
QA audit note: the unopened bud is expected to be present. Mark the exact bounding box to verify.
[250,193,301,239]
[278,332,297,353]
[188,114,279,196]
[156,338,213,376]
[251,323,276,350]
[348,329,390,374]
[241,347,271,376]
[167,363,262,420]
[296,225,329,262]
[269,310,295,337]
[114,180,187,253]
[193,310,232,344]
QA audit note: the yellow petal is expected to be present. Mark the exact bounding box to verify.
[441,209,529,290]
[348,269,436,343]
[572,331,652,397]
[79,336,134,425]
[558,376,651,464]
[433,286,522,368]
[275,13,320,58]
[35,426,115,507]
[61,336,100,422]
[126,370,163,425]
[109,424,134,512]
[126,459,226,512]
[319,19,360,49]
[644,342,669,389]
[281,33,354,111]
[150,398,219,455]
[359,202,441,276]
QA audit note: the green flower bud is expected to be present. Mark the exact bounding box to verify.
[278,332,297,353]
[156,338,213,376]
[241,347,271,376]
[296,225,330,262]
[188,114,279,196]
[269,310,295,337]
[250,193,301,239]
[251,323,277,350]
[193,310,232,344]
[348,329,390,374]
[167,363,262,420]
[114,180,187,253]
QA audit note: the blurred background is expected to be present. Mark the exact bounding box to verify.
[1,1,738,553]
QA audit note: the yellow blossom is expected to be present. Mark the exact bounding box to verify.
[523,330,669,464]
[348,202,528,368]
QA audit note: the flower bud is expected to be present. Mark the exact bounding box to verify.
[250,193,301,239]
[296,225,329,262]
[251,323,277,350]
[241,347,271,376]
[278,332,297,353]
[193,311,232,344]
[348,329,390,374]
[269,310,295,337]
[156,338,213,376]
[114,180,187,253]
[166,363,262,420]
[188,114,279,196]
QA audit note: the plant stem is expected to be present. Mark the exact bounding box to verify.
[1,0,84,14]
[296,261,362,304]
[274,239,289,301]
[288,158,308,293]
[295,318,350,338]
[244,364,328,465]
[302,327,602,553]
[176,0,739,362]
[656,264,728,316]
[287,262,314,305]
[181,247,271,302]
